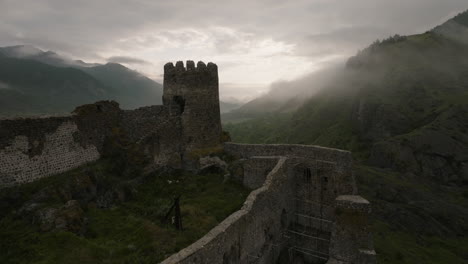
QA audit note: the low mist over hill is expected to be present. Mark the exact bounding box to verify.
[225,9,468,123]
[226,10,468,264]
[222,64,346,122]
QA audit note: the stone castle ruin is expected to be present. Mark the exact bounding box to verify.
[0,61,375,264]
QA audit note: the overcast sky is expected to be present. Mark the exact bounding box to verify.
[1,0,467,101]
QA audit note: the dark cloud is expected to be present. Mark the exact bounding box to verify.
[108,56,150,65]
[1,0,466,59]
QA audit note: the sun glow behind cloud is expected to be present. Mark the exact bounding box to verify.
[96,27,328,101]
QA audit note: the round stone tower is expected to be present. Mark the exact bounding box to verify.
[163,60,222,152]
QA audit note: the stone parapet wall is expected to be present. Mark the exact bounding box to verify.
[121,105,183,167]
[161,157,294,264]
[241,156,280,189]
[225,143,357,195]
[121,105,169,142]
[159,143,374,264]
[327,195,376,264]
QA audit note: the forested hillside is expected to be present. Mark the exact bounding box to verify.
[225,12,468,264]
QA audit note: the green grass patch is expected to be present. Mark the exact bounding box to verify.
[0,165,250,264]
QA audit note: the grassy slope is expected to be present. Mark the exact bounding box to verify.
[0,161,249,264]
[225,32,468,263]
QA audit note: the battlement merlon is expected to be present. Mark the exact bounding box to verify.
[164,60,218,72]
[163,60,218,89]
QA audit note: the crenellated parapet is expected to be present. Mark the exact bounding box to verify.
[164,60,218,73]
[163,60,218,95]
[163,60,219,110]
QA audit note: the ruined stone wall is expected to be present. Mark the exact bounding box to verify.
[241,156,281,189]
[225,143,376,263]
[161,157,295,264]
[286,156,361,263]
[0,60,224,187]
[161,143,374,264]
[328,196,376,264]
[121,106,169,141]
[0,116,100,187]
[224,143,357,195]
[0,101,126,187]
[0,102,184,187]
[121,105,183,167]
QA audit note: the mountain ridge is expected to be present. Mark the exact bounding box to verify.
[0,55,108,117]
[225,12,468,264]
[0,45,163,116]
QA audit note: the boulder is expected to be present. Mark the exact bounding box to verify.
[33,200,85,234]
[198,156,228,174]
[34,207,59,232]
[55,200,85,233]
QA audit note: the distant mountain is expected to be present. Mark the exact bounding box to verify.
[0,45,163,117]
[219,100,241,114]
[0,55,107,117]
[226,11,468,264]
[0,45,97,68]
[223,64,343,123]
[222,96,303,123]
[81,63,162,109]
